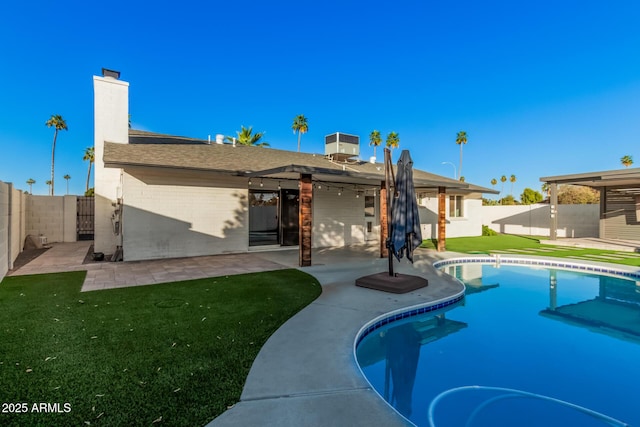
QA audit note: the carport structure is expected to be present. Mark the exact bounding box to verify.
[541,168,640,241]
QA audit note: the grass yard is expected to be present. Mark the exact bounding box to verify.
[422,234,640,267]
[0,269,321,426]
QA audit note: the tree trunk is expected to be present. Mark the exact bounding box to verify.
[86,162,92,192]
[297,131,301,152]
[459,143,463,179]
[50,130,58,196]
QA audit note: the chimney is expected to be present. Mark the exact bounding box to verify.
[93,70,129,256]
[215,134,224,145]
[102,68,121,79]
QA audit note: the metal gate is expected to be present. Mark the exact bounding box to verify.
[77,196,95,241]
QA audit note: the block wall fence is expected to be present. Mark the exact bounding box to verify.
[0,186,78,282]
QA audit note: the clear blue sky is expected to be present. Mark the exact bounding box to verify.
[1,0,639,197]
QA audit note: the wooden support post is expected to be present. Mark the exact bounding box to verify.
[299,174,313,267]
[380,180,388,258]
[437,186,446,252]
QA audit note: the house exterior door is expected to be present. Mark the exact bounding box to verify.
[280,189,299,246]
[249,190,279,246]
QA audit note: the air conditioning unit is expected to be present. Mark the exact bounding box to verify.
[325,132,359,161]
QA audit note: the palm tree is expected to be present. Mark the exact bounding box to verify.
[491,178,497,189]
[45,180,52,195]
[292,114,308,152]
[63,174,71,195]
[226,126,269,147]
[459,176,465,182]
[83,147,95,192]
[46,114,68,196]
[500,175,507,200]
[26,178,35,194]
[541,182,550,198]
[510,174,517,196]
[455,131,468,178]
[386,132,400,156]
[621,155,633,168]
[369,130,382,159]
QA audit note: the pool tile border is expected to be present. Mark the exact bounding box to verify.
[354,293,465,347]
[432,255,640,281]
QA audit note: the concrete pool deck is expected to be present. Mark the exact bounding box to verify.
[206,248,464,427]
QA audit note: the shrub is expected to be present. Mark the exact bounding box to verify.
[482,225,497,236]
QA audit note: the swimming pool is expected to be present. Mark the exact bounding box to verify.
[355,258,640,427]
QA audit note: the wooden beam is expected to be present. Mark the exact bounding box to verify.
[299,174,313,267]
[437,186,446,252]
[380,180,388,258]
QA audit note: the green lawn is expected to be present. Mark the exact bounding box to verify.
[422,234,640,267]
[0,270,321,426]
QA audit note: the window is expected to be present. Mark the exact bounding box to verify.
[449,195,464,218]
[365,195,375,217]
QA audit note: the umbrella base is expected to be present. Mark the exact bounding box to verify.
[355,272,428,294]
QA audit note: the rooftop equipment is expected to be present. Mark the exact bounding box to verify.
[325,132,359,161]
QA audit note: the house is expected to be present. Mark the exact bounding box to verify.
[93,70,497,265]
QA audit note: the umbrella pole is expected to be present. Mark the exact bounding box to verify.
[385,148,394,277]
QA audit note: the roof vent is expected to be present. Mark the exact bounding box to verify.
[102,68,121,79]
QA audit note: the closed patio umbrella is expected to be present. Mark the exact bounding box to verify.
[390,150,423,263]
[355,148,427,293]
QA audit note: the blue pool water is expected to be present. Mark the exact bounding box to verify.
[355,263,640,427]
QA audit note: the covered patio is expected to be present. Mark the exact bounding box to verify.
[243,163,482,266]
[541,168,640,243]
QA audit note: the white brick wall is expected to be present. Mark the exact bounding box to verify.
[93,75,129,255]
[312,189,369,247]
[121,170,249,261]
[418,193,484,239]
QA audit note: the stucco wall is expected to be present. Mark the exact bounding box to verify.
[418,194,484,239]
[26,196,77,243]
[121,169,249,261]
[482,203,599,237]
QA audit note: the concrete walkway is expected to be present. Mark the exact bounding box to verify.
[8,242,291,291]
[540,237,640,252]
[7,242,463,426]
